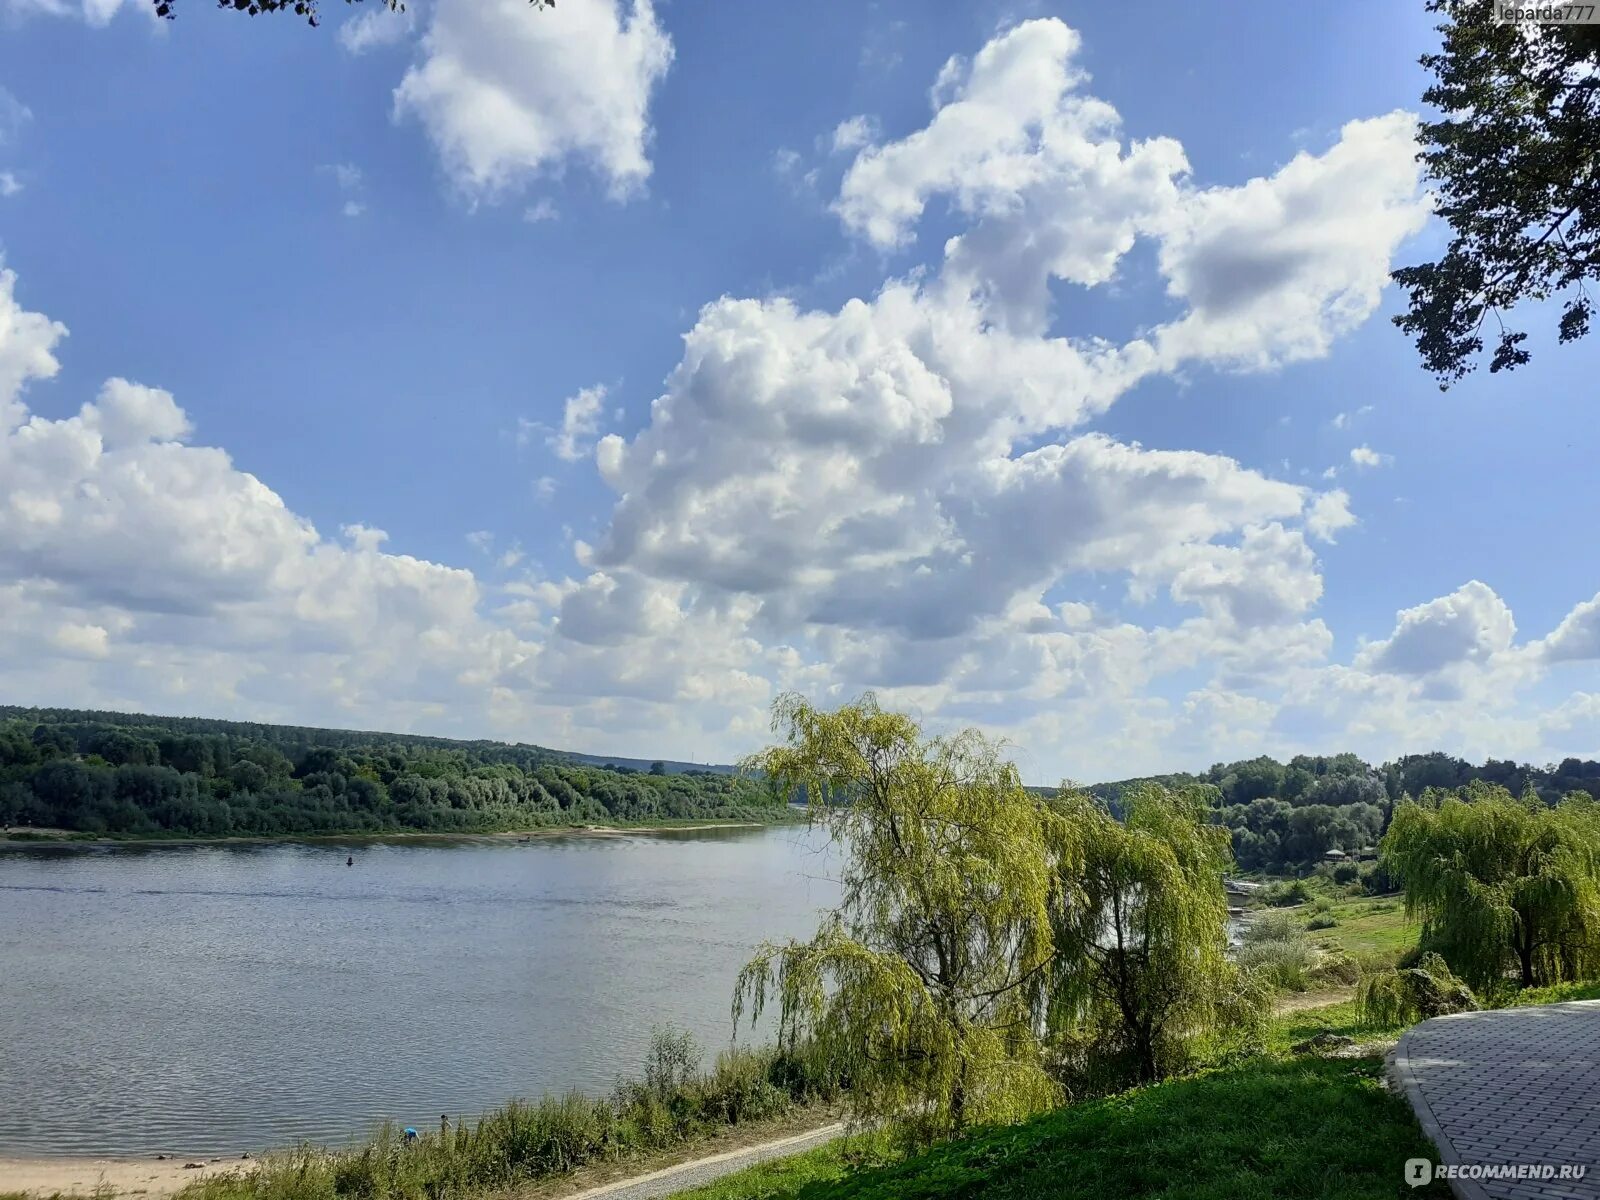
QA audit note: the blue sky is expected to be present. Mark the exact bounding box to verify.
[1,0,1596,780]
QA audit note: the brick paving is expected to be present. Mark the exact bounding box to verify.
[1391,1001,1600,1200]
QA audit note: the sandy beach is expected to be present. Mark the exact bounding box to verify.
[0,1154,251,1197]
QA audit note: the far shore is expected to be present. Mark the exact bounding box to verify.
[0,816,804,851]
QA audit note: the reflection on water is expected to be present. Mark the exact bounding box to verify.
[0,827,840,1157]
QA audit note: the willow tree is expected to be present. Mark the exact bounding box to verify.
[1049,783,1265,1086]
[1383,782,1600,992]
[733,693,1080,1142]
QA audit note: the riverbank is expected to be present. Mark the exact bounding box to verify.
[0,1154,246,1197]
[0,816,803,850]
[0,1111,849,1200]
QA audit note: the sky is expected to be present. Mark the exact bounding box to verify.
[0,0,1597,782]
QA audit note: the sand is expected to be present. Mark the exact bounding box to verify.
[0,1154,253,1197]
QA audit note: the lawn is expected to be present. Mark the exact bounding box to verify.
[668,1053,1448,1200]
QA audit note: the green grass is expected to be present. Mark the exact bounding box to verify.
[1296,893,1416,961]
[1509,979,1600,1005]
[669,1054,1448,1200]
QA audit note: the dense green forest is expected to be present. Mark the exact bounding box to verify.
[1090,752,1600,876]
[3,705,1596,860]
[0,707,790,838]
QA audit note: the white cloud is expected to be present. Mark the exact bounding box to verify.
[523,197,560,223]
[340,2,417,53]
[50,621,110,658]
[394,0,673,201]
[550,384,607,462]
[1349,444,1392,468]
[830,115,877,154]
[1357,581,1516,678]
[1305,489,1355,542]
[833,20,1427,360]
[1534,592,1600,664]
[1,172,24,197]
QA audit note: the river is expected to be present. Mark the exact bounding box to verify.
[0,826,841,1158]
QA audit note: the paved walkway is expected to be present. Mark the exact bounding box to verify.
[1392,1000,1600,1200]
[565,1122,845,1200]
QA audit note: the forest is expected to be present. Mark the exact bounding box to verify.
[3,705,1597,860]
[0,707,790,838]
[1091,751,1600,876]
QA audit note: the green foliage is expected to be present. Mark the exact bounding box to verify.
[1393,0,1600,384]
[1049,784,1268,1086]
[668,1055,1450,1200]
[1306,913,1338,931]
[735,694,1073,1142]
[1262,878,1314,907]
[1356,952,1478,1029]
[172,1039,838,1200]
[0,707,787,839]
[1382,783,1600,993]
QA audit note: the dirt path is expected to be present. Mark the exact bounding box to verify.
[1274,986,1357,1013]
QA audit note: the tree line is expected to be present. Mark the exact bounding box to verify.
[1090,750,1600,876]
[0,707,787,837]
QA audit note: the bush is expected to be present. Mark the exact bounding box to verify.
[1306,914,1338,931]
[1263,879,1313,907]
[1331,861,1360,885]
[1356,952,1478,1028]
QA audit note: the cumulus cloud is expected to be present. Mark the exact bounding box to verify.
[394,0,672,201]
[833,20,1428,355]
[1534,592,1600,664]
[1349,444,1393,468]
[1358,581,1516,678]
[1305,489,1355,542]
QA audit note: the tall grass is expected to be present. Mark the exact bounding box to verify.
[1234,910,1319,991]
[174,1034,841,1200]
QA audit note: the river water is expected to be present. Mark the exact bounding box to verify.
[0,826,842,1157]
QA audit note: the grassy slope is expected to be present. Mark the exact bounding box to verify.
[1304,894,1416,960]
[670,1055,1447,1200]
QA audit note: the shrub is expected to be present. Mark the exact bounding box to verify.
[1306,914,1338,931]
[1264,879,1313,907]
[1356,952,1478,1028]
[1331,861,1360,885]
